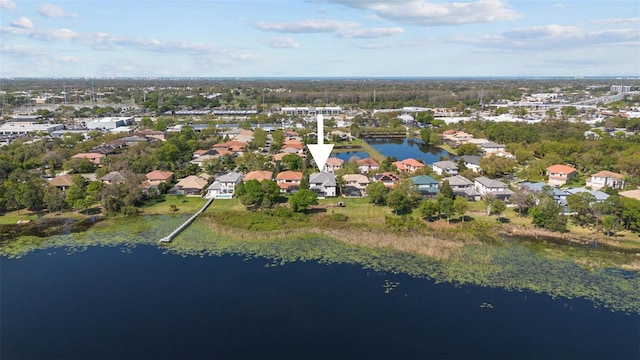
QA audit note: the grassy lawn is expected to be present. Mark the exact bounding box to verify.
[141,195,207,214]
[317,197,393,223]
[0,210,39,225]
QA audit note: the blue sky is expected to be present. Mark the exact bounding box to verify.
[1,0,639,77]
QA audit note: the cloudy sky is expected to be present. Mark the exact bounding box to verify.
[1,0,638,77]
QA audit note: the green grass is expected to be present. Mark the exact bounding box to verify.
[141,195,207,214]
[0,210,39,225]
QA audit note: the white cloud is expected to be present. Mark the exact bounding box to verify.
[0,25,255,65]
[255,19,359,34]
[448,24,640,50]
[10,16,33,29]
[0,0,16,10]
[0,44,46,57]
[255,19,403,39]
[37,3,78,18]
[323,0,521,26]
[262,37,301,48]
[340,27,404,38]
[590,17,640,25]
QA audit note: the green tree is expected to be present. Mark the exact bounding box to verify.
[387,189,411,215]
[239,179,264,210]
[44,186,66,212]
[439,180,455,200]
[420,128,431,143]
[271,129,285,152]
[490,199,506,218]
[567,192,597,227]
[261,180,282,208]
[437,195,455,223]
[366,181,389,206]
[419,199,439,221]
[479,156,515,178]
[530,197,567,232]
[251,128,268,149]
[456,144,479,156]
[453,197,469,222]
[281,154,303,170]
[289,189,318,212]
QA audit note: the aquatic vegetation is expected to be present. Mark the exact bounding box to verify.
[1,213,640,314]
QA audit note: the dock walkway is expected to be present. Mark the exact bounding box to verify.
[159,197,214,243]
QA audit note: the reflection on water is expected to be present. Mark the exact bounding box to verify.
[1,245,639,359]
[365,137,455,164]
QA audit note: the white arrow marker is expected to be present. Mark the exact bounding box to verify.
[307,113,334,172]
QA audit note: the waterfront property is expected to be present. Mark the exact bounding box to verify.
[276,171,303,194]
[393,158,426,173]
[206,172,243,199]
[432,160,459,176]
[341,174,370,197]
[174,175,209,196]
[357,157,380,174]
[309,172,337,198]
[411,175,439,198]
[474,176,513,200]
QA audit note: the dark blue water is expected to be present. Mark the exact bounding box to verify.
[2,246,639,359]
[334,151,370,162]
[366,137,455,164]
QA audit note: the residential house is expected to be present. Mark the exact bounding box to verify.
[243,170,273,182]
[565,187,609,202]
[48,174,74,191]
[373,172,400,188]
[546,165,578,186]
[174,175,208,196]
[393,158,426,173]
[119,135,149,146]
[586,170,626,191]
[474,176,513,200]
[520,181,569,207]
[486,149,515,159]
[309,172,337,198]
[441,175,481,201]
[146,170,174,186]
[282,139,305,153]
[357,157,380,174]
[71,152,105,165]
[461,156,482,173]
[212,140,248,155]
[100,171,126,185]
[133,129,165,141]
[206,172,243,199]
[410,175,439,198]
[342,174,370,197]
[324,157,344,173]
[276,170,303,194]
[432,160,459,176]
[441,130,474,146]
[479,142,506,155]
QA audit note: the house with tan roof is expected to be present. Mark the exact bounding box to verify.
[174,175,209,196]
[393,158,425,173]
[324,157,344,173]
[547,164,578,186]
[586,170,626,190]
[72,152,105,165]
[133,129,165,141]
[357,157,380,174]
[146,170,174,185]
[342,174,370,197]
[243,170,273,182]
[49,174,74,191]
[620,189,640,201]
[100,171,127,185]
[275,171,303,194]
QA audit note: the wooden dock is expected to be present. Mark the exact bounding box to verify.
[159,197,214,243]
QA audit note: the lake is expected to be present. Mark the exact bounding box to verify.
[366,137,455,164]
[2,244,639,359]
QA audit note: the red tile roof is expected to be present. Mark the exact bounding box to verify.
[146,170,174,181]
[243,170,273,182]
[276,171,303,181]
[547,164,577,174]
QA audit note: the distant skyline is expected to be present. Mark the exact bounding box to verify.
[1,0,639,78]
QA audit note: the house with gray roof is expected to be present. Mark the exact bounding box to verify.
[479,142,505,155]
[441,175,481,201]
[309,172,337,198]
[565,187,609,202]
[206,172,243,199]
[519,182,569,206]
[461,156,482,173]
[474,176,513,200]
[431,160,459,176]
